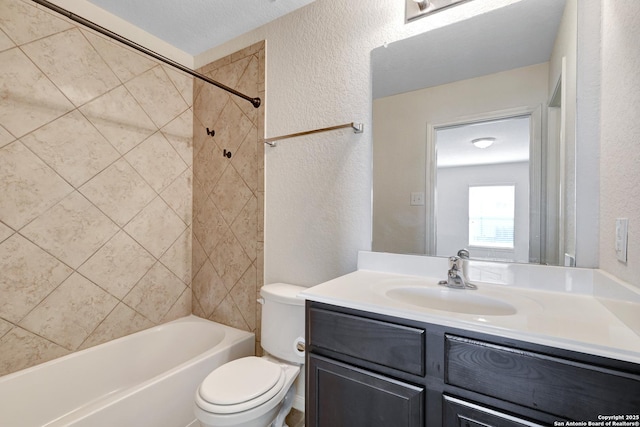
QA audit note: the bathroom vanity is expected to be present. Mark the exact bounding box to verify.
[306,301,639,426]
[301,252,640,426]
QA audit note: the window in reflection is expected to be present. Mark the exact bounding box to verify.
[468,185,515,249]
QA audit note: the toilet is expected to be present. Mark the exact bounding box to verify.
[195,283,306,427]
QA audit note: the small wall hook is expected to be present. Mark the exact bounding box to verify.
[206,128,215,137]
[223,149,232,158]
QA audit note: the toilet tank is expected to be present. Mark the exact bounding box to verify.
[260,283,306,365]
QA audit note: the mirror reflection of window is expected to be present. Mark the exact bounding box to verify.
[468,185,515,249]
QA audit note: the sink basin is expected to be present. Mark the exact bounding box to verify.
[384,286,517,316]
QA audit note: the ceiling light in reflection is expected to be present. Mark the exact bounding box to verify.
[471,137,496,149]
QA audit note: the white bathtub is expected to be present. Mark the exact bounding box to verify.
[0,315,254,427]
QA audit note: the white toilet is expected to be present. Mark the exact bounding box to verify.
[195,283,306,427]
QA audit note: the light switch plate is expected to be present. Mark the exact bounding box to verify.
[615,218,628,263]
[410,192,425,206]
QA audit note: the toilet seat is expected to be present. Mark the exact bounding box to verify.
[197,357,286,414]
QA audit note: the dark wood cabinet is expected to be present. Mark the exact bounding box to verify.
[444,335,640,420]
[442,396,546,427]
[306,301,640,427]
[307,305,426,376]
[308,354,424,427]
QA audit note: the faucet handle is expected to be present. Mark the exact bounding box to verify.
[448,255,460,270]
[457,248,470,259]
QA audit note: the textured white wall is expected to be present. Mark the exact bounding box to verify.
[196,0,521,286]
[574,0,601,268]
[599,1,640,288]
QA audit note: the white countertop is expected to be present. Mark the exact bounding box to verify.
[299,256,640,365]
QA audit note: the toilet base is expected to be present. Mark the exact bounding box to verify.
[271,385,295,427]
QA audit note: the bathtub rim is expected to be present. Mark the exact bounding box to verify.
[0,315,253,384]
[0,315,256,427]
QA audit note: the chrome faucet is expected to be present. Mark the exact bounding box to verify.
[457,248,470,260]
[439,252,477,290]
[457,248,470,282]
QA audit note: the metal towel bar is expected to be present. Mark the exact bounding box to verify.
[264,122,364,147]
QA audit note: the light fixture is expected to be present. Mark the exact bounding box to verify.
[406,0,473,23]
[471,137,495,149]
[413,0,430,11]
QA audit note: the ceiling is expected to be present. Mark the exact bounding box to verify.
[85,0,315,56]
[436,115,531,168]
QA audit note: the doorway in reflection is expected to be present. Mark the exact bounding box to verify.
[431,115,534,263]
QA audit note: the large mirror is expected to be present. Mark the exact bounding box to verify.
[371,0,598,267]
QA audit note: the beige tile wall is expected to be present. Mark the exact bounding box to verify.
[192,42,265,353]
[0,0,193,376]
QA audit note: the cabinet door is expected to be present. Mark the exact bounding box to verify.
[443,396,547,427]
[307,354,424,427]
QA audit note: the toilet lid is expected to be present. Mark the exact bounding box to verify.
[198,357,285,413]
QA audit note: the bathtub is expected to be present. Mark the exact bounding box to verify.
[0,315,254,427]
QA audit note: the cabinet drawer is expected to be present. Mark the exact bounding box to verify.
[443,395,546,427]
[445,335,640,420]
[308,307,425,376]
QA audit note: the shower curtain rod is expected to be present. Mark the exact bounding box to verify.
[31,0,261,109]
[264,122,364,147]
